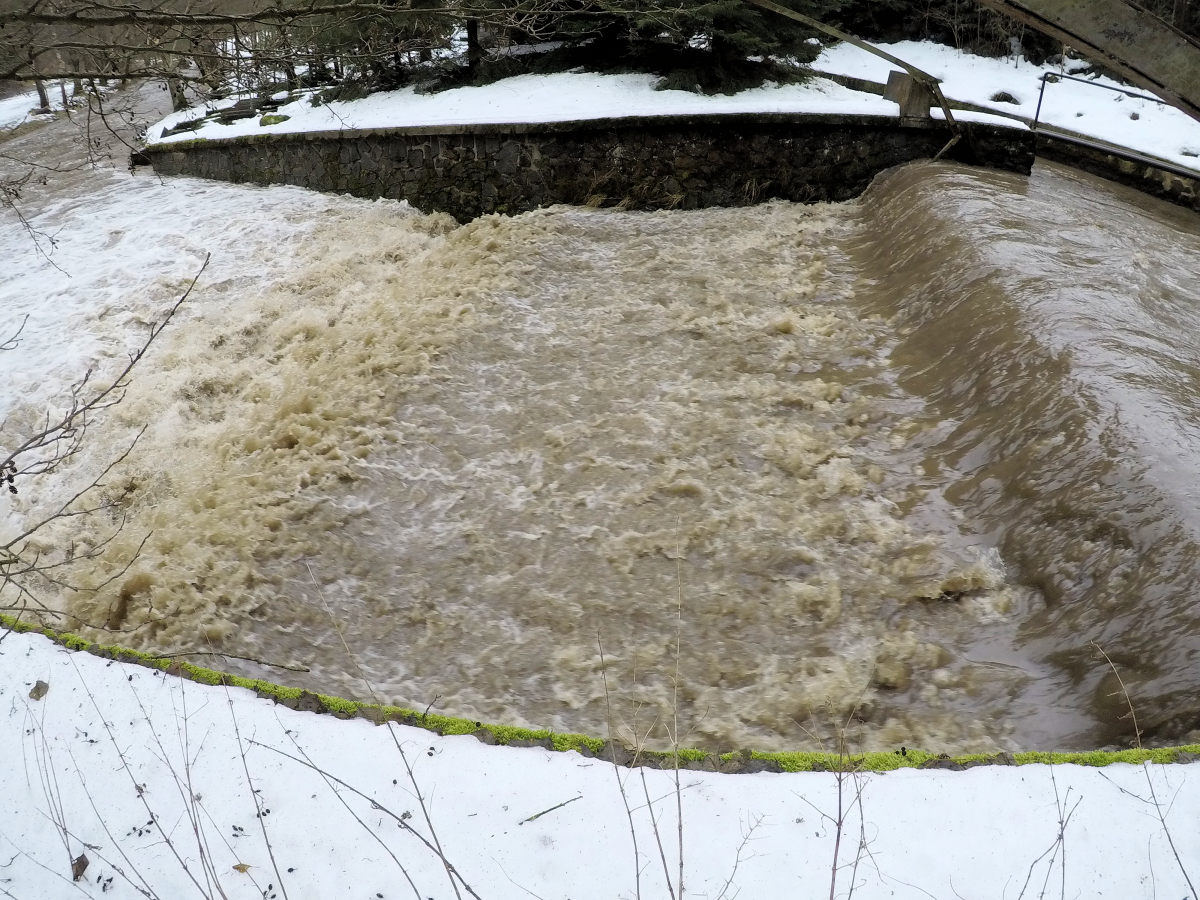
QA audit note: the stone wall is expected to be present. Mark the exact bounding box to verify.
[146,113,1035,222]
[1036,133,1200,212]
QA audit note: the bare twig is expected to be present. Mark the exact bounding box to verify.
[1015,767,1081,900]
[598,631,644,900]
[65,652,221,899]
[207,634,292,900]
[518,795,582,825]
[248,737,483,899]
[0,315,29,352]
[1091,641,1142,749]
[303,560,476,900]
[715,813,764,900]
[1092,643,1197,899]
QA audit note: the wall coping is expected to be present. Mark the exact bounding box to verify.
[143,110,965,151]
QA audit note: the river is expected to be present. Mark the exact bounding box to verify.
[4,100,1200,753]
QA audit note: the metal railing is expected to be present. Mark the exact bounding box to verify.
[1032,70,1167,132]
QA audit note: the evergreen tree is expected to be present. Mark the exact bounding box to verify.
[619,0,847,60]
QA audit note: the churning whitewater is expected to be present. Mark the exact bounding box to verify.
[6,122,1200,753]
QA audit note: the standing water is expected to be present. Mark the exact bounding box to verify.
[4,101,1200,752]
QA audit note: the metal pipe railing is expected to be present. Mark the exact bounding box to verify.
[1032,70,1167,132]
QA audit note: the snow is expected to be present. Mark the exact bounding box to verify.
[0,84,86,133]
[143,39,1200,176]
[6,39,1200,899]
[0,89,58,132]
[2,628,1198,898]
[814,40,1200,173]
[147,71,899,143]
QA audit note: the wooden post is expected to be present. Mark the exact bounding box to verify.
[884,70,936,119]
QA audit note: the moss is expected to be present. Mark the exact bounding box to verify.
[259,114,291,127]
[60,632,90,650]
[552,733,605,754]
[1013,747,1199,766]
[425,714,481,735]
[318,694,359,716]
[491,725,554,744]
[5,610,1200,771]
[183,665,226,686]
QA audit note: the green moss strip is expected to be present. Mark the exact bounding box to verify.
[4,612,1197,772]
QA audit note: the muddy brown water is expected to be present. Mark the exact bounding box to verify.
[7,102,1200,752]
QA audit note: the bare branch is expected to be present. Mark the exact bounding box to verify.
[0,254,209,633]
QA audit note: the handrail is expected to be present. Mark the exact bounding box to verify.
[742,0,959,131]
[1032,70,1167,132]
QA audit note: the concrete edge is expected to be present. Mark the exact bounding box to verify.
[142,111,959,151]
[4,612,1197,773]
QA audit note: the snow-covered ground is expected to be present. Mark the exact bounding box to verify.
[4,627,1200,900]
[144,40,1200,175]
[5,40,1200,900]
[816,40,1200,171]
[0,85,77,133]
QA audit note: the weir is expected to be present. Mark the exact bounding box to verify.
[12,80,1200,755]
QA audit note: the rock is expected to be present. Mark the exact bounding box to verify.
[507,737,553,750]
[472,728,499,745]
[598,740,636,767]
[28,680,48,701]
[681,755,723,772]
[285,690,324,713]
[355,706,390,725]
[736,757,784,774]
[920,754,965,771]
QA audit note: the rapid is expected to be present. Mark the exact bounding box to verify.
[4,96,1200,753]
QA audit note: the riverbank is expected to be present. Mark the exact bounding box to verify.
[142,38,1200,178]
[4,619,1200,898]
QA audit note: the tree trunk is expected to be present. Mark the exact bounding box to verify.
[33,78,49,112]
[166,76,188,111]
[466,19,482,76]
[278,28,299,91]
[68,55,83,93]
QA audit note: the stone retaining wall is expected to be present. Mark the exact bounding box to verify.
[145,113,1035,221]
[1036,132,1200,212]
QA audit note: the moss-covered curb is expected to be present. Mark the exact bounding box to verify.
[5,613,1198,772]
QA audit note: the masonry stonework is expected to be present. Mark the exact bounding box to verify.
[146,113,1036,222]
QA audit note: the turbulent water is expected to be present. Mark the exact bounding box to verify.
[6,106,1200,754]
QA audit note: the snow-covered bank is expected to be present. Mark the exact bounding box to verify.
[817,40,1200,173]
[147,70,900,140]
[3,626,1198,899]
[144,39,1200,176]
[0,88,54,132]
[0,84,81,133]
